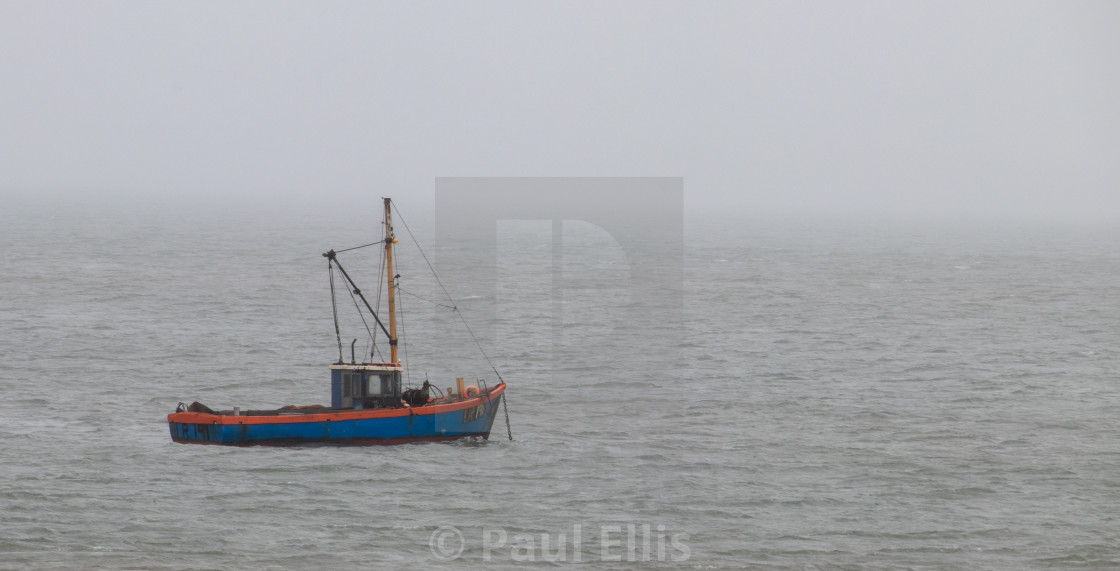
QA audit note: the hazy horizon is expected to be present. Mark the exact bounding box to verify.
[3,2,1119,222]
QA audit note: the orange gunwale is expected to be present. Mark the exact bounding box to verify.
[168,382,505,425]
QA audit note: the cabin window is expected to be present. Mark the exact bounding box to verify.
[363,373,395,396]
[342,372,364,399]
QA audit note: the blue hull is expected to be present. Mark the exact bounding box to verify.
[169,387,505,446]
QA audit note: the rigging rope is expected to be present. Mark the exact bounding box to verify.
[332,240,382,254]
[372,232,387,360]
[328,261,343,363]
[397,286,456,310]
[343,274,379,362]
[397,282,410,386]
[391,202,506,383]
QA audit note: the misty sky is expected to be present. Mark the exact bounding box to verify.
[2,1,1118,220]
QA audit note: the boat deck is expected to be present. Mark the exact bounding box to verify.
[182,390,493,417]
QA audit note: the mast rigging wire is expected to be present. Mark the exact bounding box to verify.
[390,202,506,383]
[372,232,387,360]
[328,261,343,363]
[396,281,411,386]
[332,240,381,254]
[396,286,456,310]
[343,272,379,361]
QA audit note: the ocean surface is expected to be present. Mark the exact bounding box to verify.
[2,197,1119,569]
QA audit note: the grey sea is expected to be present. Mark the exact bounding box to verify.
[2,196,1119,569]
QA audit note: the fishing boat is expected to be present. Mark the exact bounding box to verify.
[168,198,510,446]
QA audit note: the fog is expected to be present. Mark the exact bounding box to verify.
[2,1,1118,222]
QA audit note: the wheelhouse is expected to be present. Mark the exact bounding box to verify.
[329,363,403,409]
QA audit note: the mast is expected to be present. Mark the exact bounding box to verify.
[383,197,399,364]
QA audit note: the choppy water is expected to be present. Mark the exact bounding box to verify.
[3,198,1120,569]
